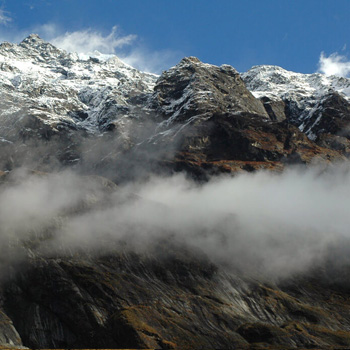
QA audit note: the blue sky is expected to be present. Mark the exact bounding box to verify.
[0,0,350,75]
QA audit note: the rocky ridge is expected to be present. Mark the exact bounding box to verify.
[0,34,156,134]
[1,36,350,178]
[242,65,350,154]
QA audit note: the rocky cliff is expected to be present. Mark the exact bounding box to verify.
[1,35,350,349]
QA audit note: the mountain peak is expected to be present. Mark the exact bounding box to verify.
[17,33,70,62]
[180,56,201,64]
[20,33,45,46]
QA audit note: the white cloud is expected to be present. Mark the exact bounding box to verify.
[120,47,182,74]
[4,164,350,278]
[0,9,12,25]
[318,52,350,77]
[40,24,136,55]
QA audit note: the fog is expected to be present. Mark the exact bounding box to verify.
[1,164,350,278]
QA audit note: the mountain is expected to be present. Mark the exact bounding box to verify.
[242,65,350,154]
[1,35,349,179]
[1,35,350,349]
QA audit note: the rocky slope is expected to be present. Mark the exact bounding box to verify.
[1,171,350,349]
[1,35,349,179]
[1,35,350,349]
[242,65,350,155]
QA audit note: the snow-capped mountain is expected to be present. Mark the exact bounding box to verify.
[2,35,350,144]
[242,65,350,141]
[0,34,156,137]
[0,34,350,178]
[242,65,350,101]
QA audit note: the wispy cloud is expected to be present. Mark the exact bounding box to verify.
[318,52,350,77]
[49,26,136,55]
[0,9,12,25]
[120,47,182,74]
[4,164,350,278]
[31,23,181,73]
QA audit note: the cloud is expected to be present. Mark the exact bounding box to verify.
[318,52,350,77]
[119,165,350,277]
[39,24,136,55]
[0,9,11,25]
[120,47,182,74]
[3,163,350,279]
[29,23,181,73]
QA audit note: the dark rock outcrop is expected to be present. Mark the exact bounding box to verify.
[259,96,287,122]
[152,57,269,124]
[301,92,350,155]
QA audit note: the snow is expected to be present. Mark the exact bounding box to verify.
[242,65,350,137]
[2,35,349,146]
[77,51,115,62]
[242,65,350,101]
[0,35,158,135]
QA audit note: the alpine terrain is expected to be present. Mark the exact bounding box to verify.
[0,35,350,349]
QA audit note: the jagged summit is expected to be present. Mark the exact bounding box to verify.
[176,55,239,76]
[0,34,157,140]
[20,33,45,45]
[243,64,350,100]
[154,55,268,126]
[242,65,350,147]
[19,33,67,60]
[179,56,201,64]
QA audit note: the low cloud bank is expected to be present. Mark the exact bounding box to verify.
[1,164,350,278]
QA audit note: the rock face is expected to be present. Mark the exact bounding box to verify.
[152,56,269,124]
[1,35,350,349]
[242,65,350,154]
[138,59,345,179]
[5,247,350,349]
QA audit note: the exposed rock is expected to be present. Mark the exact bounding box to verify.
[299,92,350,147]
[0,34,157,170]
[0,35,348,179]
[3,229,350,349]
[0,309,23,348]
[242,65,350,156]
[3,210,350,349]
[259,96,287,122]
[152,57,269,127]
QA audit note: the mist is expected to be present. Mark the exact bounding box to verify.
[1,163,350,279]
